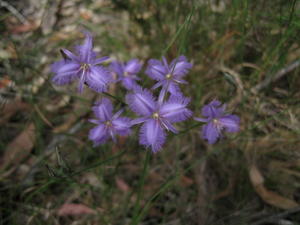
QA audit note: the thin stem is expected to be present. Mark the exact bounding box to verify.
[102,91,127,106]
[176,123,202,136]
[134,147,221,224]
[131,150,151,225]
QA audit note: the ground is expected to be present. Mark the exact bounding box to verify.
[0,0,300,224]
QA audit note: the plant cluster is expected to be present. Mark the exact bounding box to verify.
[51,32,240,152]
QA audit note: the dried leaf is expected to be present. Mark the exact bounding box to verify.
[179,175,194,187]
[9,22,38,34]
[0,77,14,88]
[249,165,299,209]
[115,177,130,192]
[0,99,29,125]
[0,123,35,170]
[57,203,96,216]
[81,172,101,188]
[53,91,94,133]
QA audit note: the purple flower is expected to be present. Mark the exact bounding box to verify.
[194,100,240,144]
[89,98,131,146]
[145,56,192,96]
[51,32,112,93]
[110,59,142,90]
[126,88,192,153]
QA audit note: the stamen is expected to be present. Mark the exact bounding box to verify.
[105,121,112,126]
[165,73,172,79]
[80,63,90,71]
[213,118,223,131]
[124,71,129,77]
[152,112,159,119]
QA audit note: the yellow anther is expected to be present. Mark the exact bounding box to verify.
[81,63,90,70]
[152,112,159,119]
[165,73,172,79]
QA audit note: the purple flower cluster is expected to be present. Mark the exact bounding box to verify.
[51,32,240,153]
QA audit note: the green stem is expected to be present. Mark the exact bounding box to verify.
[134,147,221,224]
[102,92,127,106]
[131,150,151,225]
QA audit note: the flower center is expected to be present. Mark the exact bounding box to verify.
[152,112,159,119]
[80,63,90,71]
[213,118,219,124]
[165,73,172,79]
[105,120,112,127]
[124,71,129,77]
[212,118,223,131]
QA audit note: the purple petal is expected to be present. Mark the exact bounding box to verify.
[125,59,142,74]
[61,49,79,62]
[131,74,141,81]
[145,59,167,81]
[89,119,99,124]
[201,100,224,118]
[219,115,240,133]
[131,82,141,91]
[167,82,182,96]
[76,32,94,63]
[110,61,124,77]
[139,119,166,153]
[170,56,192,77]
[126,88,156,116]
[171,55,188,64]
[92,98,113,121]
[157,88,167,105]
[93,56,109,65]
[131,117,148,125]
[52,61,80,74]
[52,73,76,85]
[89,124,109,146]
[112,117,131,136]
[152,80,164,90]
[78,70,86,93]
[194,117,209,123]
[162,56,169,70]
[85,66,112,93]
[51,61,80,85]
[202,122,219,144]
[173,78,188,84]
[159,95,192,123]
[51,59,66,73]
[112,109,124,120]
[160,119,178,133]
[122,77,138,90]
[108,128,117,142]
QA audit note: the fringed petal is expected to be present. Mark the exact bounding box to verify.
[139,119,166,153]
[126,88,156,116]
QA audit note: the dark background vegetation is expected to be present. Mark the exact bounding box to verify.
[0,0,300,224]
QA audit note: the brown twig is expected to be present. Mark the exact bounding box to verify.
[0,0,29,25]
[33,104,54,128]
[218,64,245,107]
[251,59,300,94]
